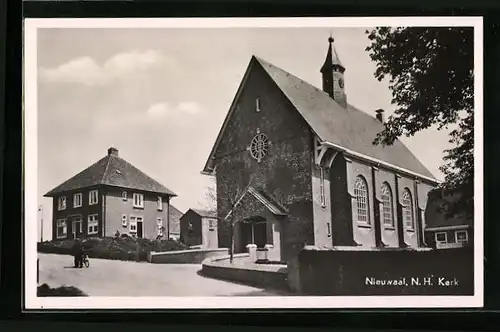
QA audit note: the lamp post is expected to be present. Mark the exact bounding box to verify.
[38,205,43,243]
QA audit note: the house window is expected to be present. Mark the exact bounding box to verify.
[129,216,138,234]
[435,232,447,245]
[157,196,163,211]
[121,214,127,227]
[56,219,67,239]
[319,167,326,207]
[157,217,163,236]
[402,188,414,230]
[89,190,98,205]
[208,219,216,230]
[455,230,468,243]
[73,193,83,208]
[256,97,261,112]
[327,223,332,237]
[122,191,127,201]
[58,196,66,211]
[88,214,99,235]
[133,193,144,208]
[380,182,394,227]
[354,175,370,224]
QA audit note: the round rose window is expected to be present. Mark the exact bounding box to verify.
[250,133,269,162]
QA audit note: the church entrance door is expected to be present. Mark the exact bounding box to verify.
[253,221,267,248]
[239,219,268,252]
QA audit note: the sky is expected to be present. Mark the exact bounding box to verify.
[35,27,453,241]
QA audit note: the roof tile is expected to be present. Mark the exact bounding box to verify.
[255,56,435,179]
[45,151,177,196]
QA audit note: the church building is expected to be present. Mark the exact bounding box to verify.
[202,37,439,262]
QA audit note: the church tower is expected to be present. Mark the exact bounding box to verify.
[320,36,347,108]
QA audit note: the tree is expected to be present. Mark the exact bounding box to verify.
[365,27,474,219]
[205,174,254,263]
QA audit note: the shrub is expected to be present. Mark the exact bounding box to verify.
[37,283,87,297]
[38,236,189,262]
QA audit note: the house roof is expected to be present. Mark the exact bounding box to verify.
[202,55,436,181]
[191,209,217,218]
[424,188,472,229]
[168,205,183,234]
[44,148,177,197]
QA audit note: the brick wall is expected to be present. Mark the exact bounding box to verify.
[348,158,376,247]
[214,61,315,262]
[51,187,102,240]
[376,167,400,247]
[335,155,435,249]
[179,210,202,246]
[311,164,332,248]
[425,228,474,249]
[293,247,474,295]
[104,187,170,239]
[201,217,219,249]
[329,154,355,246]
[149,248,229,264]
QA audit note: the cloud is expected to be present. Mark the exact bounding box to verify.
[39,50,174,86]
[146,103,171,117]
[177,101,203,115]
[145,102,205,119]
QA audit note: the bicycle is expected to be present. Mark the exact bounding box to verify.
[82,254,90,268]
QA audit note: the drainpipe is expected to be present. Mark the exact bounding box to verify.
[101,189,106,237]
[394,174,406,248]
[167,196,170,239]
[371,166,383,248]
[414,179,426,247]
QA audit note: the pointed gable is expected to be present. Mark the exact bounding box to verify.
[45,148,177,197]
[202,55,436,181]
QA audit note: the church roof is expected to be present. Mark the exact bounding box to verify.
[44,148,177,197]
[202,56,436,182]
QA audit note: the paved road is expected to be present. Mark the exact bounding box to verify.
[38,253,284,297]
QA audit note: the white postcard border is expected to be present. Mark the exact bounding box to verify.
[24,16,484,310]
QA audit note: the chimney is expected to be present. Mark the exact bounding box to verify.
[375,109,385,123]
[108,147,119,157]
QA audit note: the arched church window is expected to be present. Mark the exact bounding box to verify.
[380,182,394,227]
[402,188,414,230]
[354,175,370,224]
[250,133,269,162]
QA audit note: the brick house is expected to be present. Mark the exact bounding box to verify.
[168,205,183,240]
[44,147,177,240]
[424,188,473,249]
[179,209,218,249]
[201,38,439,262]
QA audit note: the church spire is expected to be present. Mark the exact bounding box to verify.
[320,36,347,108]
[321,36,344,72]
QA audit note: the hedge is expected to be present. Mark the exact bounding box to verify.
[38,283,88,297]
[37,236,190,262]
